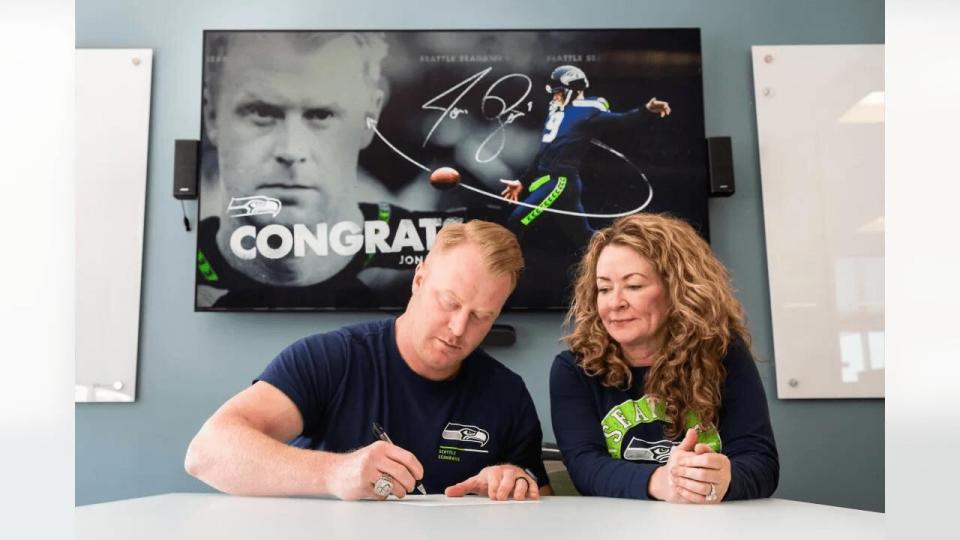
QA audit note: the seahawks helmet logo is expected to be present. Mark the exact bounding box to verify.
[441,423,489,447]
[622,437,674,463]
[227,196,282,218]
[545,65,589,93]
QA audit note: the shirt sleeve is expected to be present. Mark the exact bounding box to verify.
[255,332,350,437]
[502,380,551,488]
[582,108,652,134]
[717,340,780,500]
[550,353,659,499]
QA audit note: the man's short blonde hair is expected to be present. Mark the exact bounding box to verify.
[432,220,524,289]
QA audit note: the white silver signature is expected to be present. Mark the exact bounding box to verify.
[421,67,533,163]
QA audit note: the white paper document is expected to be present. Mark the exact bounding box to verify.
[391,495,539,506]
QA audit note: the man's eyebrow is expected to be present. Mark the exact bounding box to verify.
[304,102,344,111]
[439,289,462,303]
[234,98,282,109]
[473,308,497,319]
[439,289,494,318]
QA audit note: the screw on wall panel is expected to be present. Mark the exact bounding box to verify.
[762,87,773,97]
[789,378,798,387]
[112,381,124,390]
[132,57,141,66]
[764,54,774,64]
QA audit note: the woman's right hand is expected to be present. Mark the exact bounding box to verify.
[647,428,699,502]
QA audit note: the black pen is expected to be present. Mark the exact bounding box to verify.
[372,422,427,495]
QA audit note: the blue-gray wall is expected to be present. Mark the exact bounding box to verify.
[76,0,884,511]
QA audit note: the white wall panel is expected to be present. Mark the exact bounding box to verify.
[75,49,153,402]
[753,45,884,398]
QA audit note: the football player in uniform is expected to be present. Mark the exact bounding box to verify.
[500,65,671,248]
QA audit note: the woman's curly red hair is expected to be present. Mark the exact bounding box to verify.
[563,214,751,438]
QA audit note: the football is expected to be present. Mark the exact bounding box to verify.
[429,167,461,190]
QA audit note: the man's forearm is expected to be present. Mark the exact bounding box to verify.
[185,415,340,497]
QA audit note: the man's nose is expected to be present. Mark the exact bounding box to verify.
[274,117,310,166]
[448,310,469,338]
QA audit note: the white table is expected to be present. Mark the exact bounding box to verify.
[76,493,883,539]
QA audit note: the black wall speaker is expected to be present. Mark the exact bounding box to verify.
[481,324,516,348]
[707,136,735,197]
[173,139,199,200]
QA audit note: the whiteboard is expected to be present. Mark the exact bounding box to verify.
[752,45,884,399]
[75,49,153,402]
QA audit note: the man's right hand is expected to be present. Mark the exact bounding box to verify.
[499,179,523,203]
[645,97,672,118]
[327,441,425,500]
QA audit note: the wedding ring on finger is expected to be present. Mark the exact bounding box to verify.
[705,483,717,502]
[373,474,394,498]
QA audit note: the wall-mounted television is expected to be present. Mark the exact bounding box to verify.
[195,28,708,311]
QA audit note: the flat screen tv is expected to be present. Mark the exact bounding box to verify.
[195,28,708,311]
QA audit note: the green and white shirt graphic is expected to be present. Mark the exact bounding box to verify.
[601,395,721,463]
[437,422,491,462]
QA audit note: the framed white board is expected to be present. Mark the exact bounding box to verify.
[752,45,884,399]
[75,49,153,402]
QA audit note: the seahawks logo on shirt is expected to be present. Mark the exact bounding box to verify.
[441,422,489,447]
[622,437,673,463]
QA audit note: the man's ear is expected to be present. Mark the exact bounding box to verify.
[411,261,425,293]
[202,87,219,146]
[360,88,385,149]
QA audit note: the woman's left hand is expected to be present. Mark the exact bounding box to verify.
[670,441,732,504]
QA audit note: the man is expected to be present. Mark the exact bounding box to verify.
[500,65,672,248]
[197,32,386,308]
[197,32,455,309]
[185,220,552,500]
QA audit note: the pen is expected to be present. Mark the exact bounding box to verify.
[372,422,427,495]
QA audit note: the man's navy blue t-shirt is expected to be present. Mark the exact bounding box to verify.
[257,319,549,494]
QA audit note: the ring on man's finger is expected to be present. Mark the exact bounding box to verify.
[373,474,394,498]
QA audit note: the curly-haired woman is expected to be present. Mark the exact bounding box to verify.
[550,214,778,503]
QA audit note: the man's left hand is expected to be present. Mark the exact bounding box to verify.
[646,97,672,117]
[444,465,540,501]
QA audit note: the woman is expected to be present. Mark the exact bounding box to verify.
[550,214,778,502]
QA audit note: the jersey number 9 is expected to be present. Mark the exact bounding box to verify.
[542,111,565,143]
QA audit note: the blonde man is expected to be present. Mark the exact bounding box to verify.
[186,221,552,500]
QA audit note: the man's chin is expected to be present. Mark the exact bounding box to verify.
[433,344,468,364]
